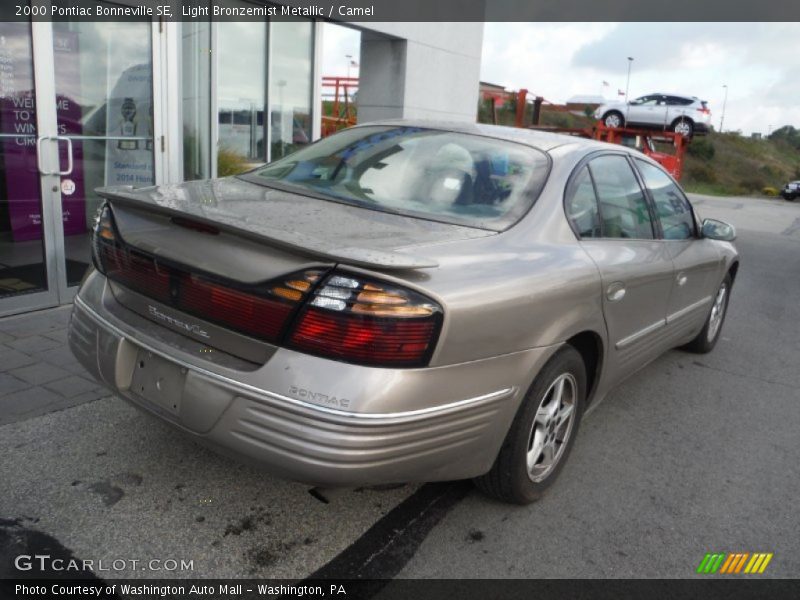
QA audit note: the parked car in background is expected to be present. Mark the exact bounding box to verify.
[781,180,800,201]
[69,122,739,504]
[594,93,711,138]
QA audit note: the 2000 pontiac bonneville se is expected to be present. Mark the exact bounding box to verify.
[69,122,738,504]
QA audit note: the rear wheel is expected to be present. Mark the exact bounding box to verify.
[603,111,624,129]
[672,118,694,138]
[683,274,731,353]
[474,346,586,504]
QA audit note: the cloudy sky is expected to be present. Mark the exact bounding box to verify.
[324,22,799,136]
[321,23,361,83]
[480,22,798,135]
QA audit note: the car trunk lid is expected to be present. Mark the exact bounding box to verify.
[98,178,496,277]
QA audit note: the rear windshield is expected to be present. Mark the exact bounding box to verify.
[243,126,550,231]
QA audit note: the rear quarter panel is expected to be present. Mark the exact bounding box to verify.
[368,152,608,367]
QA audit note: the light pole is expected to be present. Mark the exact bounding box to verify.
[624,57,634,123]
[346,54,353,79]
[719,84,728,133]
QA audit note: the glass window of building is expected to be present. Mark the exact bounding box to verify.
[269,20,314,161]
[0,22,48,299]
[182,22,211,181]
[217,20,267,175]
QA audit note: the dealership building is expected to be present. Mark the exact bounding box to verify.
[0,14,483,316]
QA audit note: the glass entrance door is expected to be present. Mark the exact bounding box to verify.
[0,21,60,315]
[51,18,155,293]
[0,12,156,317]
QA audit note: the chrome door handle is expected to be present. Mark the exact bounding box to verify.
[35,135,49,175]
[52,135,73,176]
[35,135,73,176]
[606,283,626,302]
[676,272,688,286]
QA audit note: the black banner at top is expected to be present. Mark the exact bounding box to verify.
[2,0,799,22]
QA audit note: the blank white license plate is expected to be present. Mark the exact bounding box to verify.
[130,350,185,416]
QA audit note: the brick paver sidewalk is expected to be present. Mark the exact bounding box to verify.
[0,306,109,426]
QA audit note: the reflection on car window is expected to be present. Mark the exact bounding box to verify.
[636,160,695,240]
[630,96,659,106]
[249,126,550,231]
[588,155,654,240]
[565,167,601,238]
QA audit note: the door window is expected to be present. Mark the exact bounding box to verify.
[630,96,658,106]
[587,155,655,239]
[0,22,50,302]
[52,20,154,287]
[666,96,693,106]
[636,159,696,240]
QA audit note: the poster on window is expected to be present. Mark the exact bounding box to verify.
[103,62,154,189]
[0,24,86,242]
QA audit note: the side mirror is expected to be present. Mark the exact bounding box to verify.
[701,218,736,242]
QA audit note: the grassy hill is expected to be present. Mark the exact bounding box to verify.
[682,132,800,196]
[476,98,798,196]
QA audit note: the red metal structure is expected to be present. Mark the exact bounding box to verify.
[321,76,358,137]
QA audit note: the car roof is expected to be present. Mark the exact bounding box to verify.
[646,93,701,100]
[359,119,617,154]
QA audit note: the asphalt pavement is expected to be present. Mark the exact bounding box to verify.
[398,194,800,578]
[1,193,798,581]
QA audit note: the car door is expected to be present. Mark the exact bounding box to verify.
[634,159,724,339]
[626,95,660,126]
[664,95,691,127]
[565,154,675,381]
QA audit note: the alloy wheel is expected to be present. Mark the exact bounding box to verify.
[526,373,578,482]
[674,120,692,136]
[707,283,728,343]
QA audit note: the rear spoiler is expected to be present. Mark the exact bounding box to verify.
[96,187,439,270]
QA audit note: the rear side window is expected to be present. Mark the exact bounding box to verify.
[565,167,601,238]
[667,96,693,106]
[636,160,696,240]
[588,155,655,239]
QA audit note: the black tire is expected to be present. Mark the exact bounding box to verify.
[603,111,624,129]
[683,274,732,354]
[672,118,695,138]
[474,346,586,504]
[785,194,797,202]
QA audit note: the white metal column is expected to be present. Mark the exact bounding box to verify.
[30,20,70,304]
[157,21,183,185]
[312,21,323,142]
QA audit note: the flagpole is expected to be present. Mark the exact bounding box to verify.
[624,57,634,124]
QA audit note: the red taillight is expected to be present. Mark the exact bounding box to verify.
[170,216,220,235]
[92,206,442,367]
[290,309,437,367]
[697,107,710,115]
[179,274,294,340]
[100,244,171,303]
[288,273,442,367]
[92,204,321,344]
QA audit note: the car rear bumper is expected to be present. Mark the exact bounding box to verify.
[69,272,555,486]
